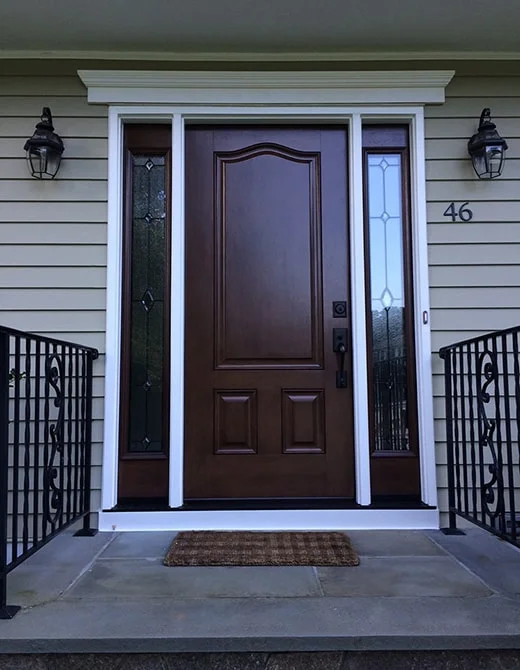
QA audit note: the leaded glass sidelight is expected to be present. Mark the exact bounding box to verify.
[366,153,410,452]
[127,154,167,453]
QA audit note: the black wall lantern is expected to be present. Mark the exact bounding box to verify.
[468,108,508,179]
[24,107,64,179]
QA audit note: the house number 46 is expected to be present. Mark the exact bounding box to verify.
[443,202,473,222]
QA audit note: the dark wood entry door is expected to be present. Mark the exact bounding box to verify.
[184,127,354,501]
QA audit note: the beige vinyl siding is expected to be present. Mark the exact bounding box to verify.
[0,61,519,527]
[425,73,520,524]
[0,69,108,520]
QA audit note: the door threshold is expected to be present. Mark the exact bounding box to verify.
[181,498,358,511]
[112,497,429,513]
[99,508,439,532]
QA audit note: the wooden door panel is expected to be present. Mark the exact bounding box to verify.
[215,144,323,368]
[282,390,325,454]
[185,127,354,501]
[215,390,258,455]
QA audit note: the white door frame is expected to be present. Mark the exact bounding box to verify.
[78,70,454,530]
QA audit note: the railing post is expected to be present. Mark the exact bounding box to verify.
[0,332,20,618]
[440,347,464,536]
[74,350,98,537]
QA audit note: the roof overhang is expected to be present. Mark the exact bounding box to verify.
[1,0,520,62]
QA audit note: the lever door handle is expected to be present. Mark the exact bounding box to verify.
[333,328,348,388]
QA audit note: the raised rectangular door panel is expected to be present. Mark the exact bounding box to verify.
[214,390,258,455]
[184,126,354,501]
[282,390,325,454]
[214,145,323,369]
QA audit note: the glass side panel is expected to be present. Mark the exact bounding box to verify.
[128,155,166,453]
[367,154,410,452]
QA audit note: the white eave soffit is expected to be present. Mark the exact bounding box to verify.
[77,70,455,106]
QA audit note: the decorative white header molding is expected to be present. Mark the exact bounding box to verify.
[78,70,455,105]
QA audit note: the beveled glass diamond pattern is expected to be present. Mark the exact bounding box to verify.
[140,288,155,312]
[380,288,394,310]
[379,158,389,170]
[381,211,390,223]
[141,436,151,450]
[145,159,154,171]
[143,376,152,392]
[144,213,152,224]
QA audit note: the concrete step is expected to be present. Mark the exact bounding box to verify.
[1,651,520,669]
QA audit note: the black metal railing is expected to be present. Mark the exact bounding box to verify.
[440,325,520,546]
[0,325,98,618]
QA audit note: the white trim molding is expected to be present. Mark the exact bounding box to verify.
[99,508,440,532]
[90,69,450,530]
[78,70,454,105]
[349,113,371,507]
[101,108,124,511]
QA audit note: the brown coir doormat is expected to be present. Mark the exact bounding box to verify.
[163,531,359,567]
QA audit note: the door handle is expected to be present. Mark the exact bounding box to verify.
[333,328,348,388]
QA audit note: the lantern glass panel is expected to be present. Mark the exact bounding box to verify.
[485,146,504,179]
[27,146,60,179]
[471,152,487,178]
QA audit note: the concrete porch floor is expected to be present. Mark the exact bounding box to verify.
[2,526,520,659]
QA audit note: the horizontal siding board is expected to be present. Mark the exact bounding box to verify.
[0,180,107,202]
[0,159,108,181]
[427,201,519,223]
[429,265,520,287]
[0,76,86,96]
[433,398,445,419]
[446,77,520,97]
[0,266,106,287]
[432,376,446,397]
[1,222,107,244]
[428,244,520,265]
[427,179,520,201]
[425,137,520,160]
[431,309,520,331]
[425,118,520,140]
[0,96,108,117]
[0,201,107,222]
[1,117,108,139]
[425,97,520,119]
[0,138,107,159]
[426,159,520,181]
[0,310,106,331]
[430,286,520,309]
[0,289,106,310]
[430,331,520,352]
[0,245,106,266]
[427,222,520,244]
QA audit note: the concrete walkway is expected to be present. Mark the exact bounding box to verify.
[2,527,520,654]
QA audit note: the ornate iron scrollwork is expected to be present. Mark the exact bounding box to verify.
[477,348,503,520]
[44,353,65,524]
